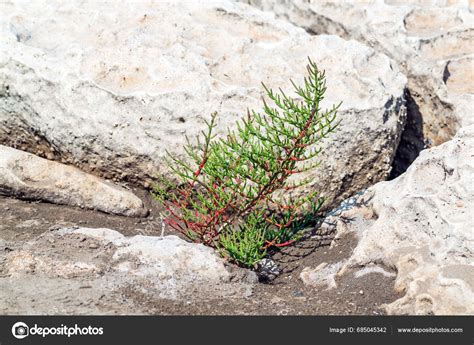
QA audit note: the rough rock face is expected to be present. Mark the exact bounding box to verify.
[0,0,406,209]
[0,227,252,314]
[300,261,344,290]
[385,0,473,10]
[316,125,474,315]
[0,145,146,217]
[243,0,474,174]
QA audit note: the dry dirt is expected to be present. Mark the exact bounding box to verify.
[0,191,403,315]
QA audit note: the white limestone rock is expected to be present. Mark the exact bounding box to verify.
[0,0,407,208]
[329,125,474,314]
[1,227,252,314]
[65,227,230,285]
[300,261,345,290]
[243,0,474,147]
[0,145,146,217]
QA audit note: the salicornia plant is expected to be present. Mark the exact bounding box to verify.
[154,58,340,267]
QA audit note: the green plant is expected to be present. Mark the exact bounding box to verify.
[219,212,268,267]
[154,58,340,267]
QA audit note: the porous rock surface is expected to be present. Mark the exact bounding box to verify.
[0,227,252,314]
[243,0,474,173]
[0,145,146,217]
[315,125,474,315]
[0,0,406,209]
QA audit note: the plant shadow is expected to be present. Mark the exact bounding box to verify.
[270,191,374,275]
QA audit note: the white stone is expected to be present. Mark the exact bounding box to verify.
[1,227,251,313]
[0,145,147,216]
[330,125,474,315]
[67,227,230,284]
[353,265,397,278]
[243,0,474,146]
[300,261,344,290]
[0,0,407,209]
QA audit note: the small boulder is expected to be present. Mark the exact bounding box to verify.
[0,227,253,314]
[327,125,474,314]
[0,146,147,217]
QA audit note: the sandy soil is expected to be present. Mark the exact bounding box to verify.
[0,192,403,315]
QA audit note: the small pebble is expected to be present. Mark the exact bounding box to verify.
[293,290,304,297]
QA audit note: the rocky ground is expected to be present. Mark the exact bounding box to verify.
[0,0,473,315]
[0,194,401,315]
